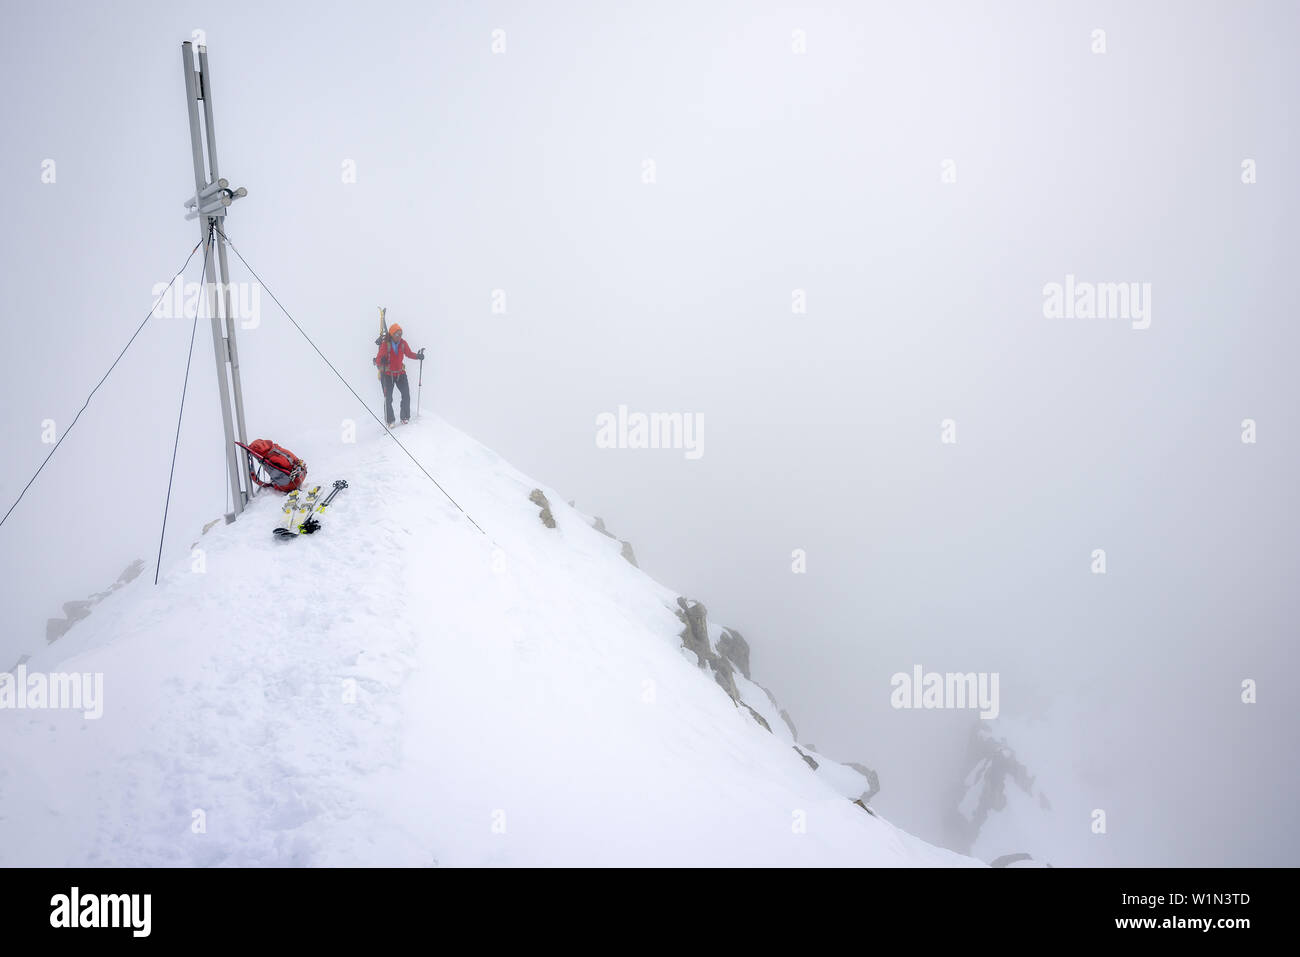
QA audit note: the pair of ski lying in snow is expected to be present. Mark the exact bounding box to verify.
[274,480,348,539]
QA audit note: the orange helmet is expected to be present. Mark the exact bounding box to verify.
[388,323,402,338]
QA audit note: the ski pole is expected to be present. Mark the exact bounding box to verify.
[299,480,348,535]
[318,478,348,509]
[417,357,423,417]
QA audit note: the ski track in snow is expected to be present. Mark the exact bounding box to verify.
[0,417,978,867]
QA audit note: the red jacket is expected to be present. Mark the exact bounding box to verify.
[374,337,420,376]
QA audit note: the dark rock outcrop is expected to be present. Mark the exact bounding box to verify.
[741,703,771,732]
[674,597,739,703]
[587,514,638,567]
[663,601,896,830]
[845,762,881,804]
[528,489,556,528]
[946,722,1038,856]
[717,628,751,679]
[676,598,711,661]
[665,598,892,827]
[45,559,145,644]
[754,682,800,739]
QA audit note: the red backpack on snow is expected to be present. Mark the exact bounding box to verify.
[236,439,307,492]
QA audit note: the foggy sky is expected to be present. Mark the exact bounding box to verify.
[2,0,1297,865]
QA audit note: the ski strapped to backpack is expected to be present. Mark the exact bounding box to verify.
[236,439,307,492]
[375,306,389,381]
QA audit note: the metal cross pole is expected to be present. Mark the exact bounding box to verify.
[180,40,251,519]
[196,46,253,493]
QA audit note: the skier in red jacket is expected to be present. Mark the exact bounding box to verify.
[373,323,425,426]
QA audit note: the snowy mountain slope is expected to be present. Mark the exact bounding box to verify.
[949,722,1052,866]
[0,416,978,866]
[950,704,1112,868]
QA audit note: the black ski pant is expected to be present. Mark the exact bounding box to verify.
[381,372,410,424]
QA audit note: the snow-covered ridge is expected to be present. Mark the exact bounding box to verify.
[0,417,977,866]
